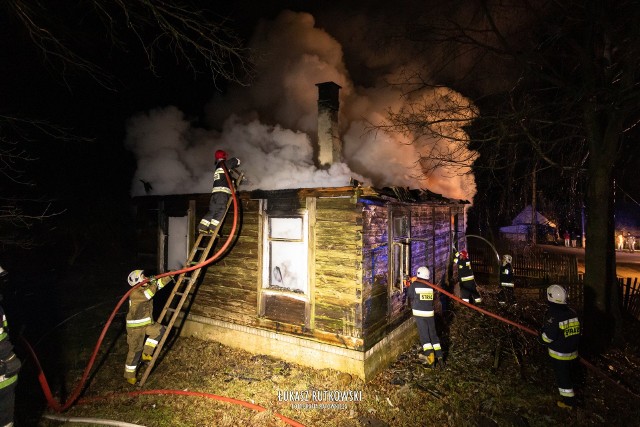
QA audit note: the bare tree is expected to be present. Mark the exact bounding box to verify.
[0,0,253,251]
[4,0,253,89]
[386,0,640,351]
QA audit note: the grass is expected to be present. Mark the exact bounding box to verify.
[17,289,640,427]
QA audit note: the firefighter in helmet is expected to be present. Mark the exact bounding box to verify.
[498,254,515,305]
[540,284,581,409]
[198,149,241,234]
[124,269,173,385]
[406,267,444,368]
[454,249,481,304]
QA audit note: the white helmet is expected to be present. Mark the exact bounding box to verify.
[502,254,512,264]
[128,270,145,287]
[547,284,567,304]
[416,266,430,280]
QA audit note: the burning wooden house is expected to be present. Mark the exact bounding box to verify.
[131,82,468,380]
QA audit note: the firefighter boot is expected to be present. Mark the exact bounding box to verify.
[419,350,435,367]
[141,353,153,362]
[198,219,210,233]
[126,377,137,385]
[437,356,446,369]
[557,400,574,410]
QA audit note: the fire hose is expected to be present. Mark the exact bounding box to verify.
[19,163,307,427]
[413,276,640,401]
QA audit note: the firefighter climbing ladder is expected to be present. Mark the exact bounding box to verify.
[138,173,243,387]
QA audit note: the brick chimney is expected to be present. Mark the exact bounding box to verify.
[316,82,342,169]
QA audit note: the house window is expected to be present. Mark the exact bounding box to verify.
[390,212,410,294]
[260,199,310,326]
[265,216,308,293]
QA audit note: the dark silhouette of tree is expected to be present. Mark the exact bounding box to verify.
[385,0,640,352]
[0,0,253,251]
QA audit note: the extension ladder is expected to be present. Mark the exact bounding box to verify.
[138,173,242,387]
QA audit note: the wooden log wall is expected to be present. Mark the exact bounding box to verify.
[189,197,261,325]
[361,202,390,348]
[314,197,363,337]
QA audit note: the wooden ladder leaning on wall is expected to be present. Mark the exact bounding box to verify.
[138,172,243,387]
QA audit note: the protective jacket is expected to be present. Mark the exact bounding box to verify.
[500,262,514,287]
[0,305,20,387]
[126,277,172,329]
[0,304,20,427]
[408,279,435,317]
[454,253,474,282]
[211,158,241,194]
[541,303,580,360]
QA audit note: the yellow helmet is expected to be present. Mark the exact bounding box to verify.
[128,270,145,287]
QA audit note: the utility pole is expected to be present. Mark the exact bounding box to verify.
[531,165,537,244]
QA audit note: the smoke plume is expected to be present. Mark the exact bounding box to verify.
[125,10,477,202]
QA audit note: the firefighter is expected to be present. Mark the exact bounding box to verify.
[198,150,241,234]
[0,283,21,427]
[124,270,173,385]
[406,267,444,368]
[498,254,515,305]
[454,249,481,304]
[540,284,581,410]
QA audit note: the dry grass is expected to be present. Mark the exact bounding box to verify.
[26,291,640,427]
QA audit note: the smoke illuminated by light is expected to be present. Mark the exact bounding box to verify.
[125,10,477,202]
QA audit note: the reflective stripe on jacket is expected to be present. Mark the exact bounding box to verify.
[126,277,171,328]
[541,303,580,360]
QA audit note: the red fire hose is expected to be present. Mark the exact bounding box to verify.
[19,164,286,417]
[414,277,640,401]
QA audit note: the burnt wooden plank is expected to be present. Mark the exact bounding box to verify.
[316,197,357,210]
[263,294,306,324]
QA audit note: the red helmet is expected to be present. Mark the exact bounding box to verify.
[459,250,468,259]
[215,149,227,160]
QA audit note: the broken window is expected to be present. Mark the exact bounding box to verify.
[263,215,309,294]
[390,211,410,294]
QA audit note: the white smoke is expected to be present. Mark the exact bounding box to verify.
[125,10,477,202]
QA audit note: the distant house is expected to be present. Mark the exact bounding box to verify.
[130,82,468,380]
[499,205,557,243]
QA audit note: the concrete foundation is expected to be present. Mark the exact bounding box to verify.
[181,314,419,381]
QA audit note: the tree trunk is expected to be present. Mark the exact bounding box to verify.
[583,117,624,354]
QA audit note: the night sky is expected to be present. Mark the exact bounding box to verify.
[2,1,640,260]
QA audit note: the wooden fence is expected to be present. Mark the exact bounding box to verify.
[465,241,639,319]
[616,276,640,320]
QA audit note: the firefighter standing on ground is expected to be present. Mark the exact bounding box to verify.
[124,270,173,385]
[454,249,481,304]
[198,150,241,234]
[406,267,444,368]
[498,254,515,305]
[540,284,581,410]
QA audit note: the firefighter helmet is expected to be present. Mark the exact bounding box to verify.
[503,254,512,264]
[416,266,430,280]
[215,149,228,161]
[128,270,145,287]
[547,284,567,304]
[459,250,469,259]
